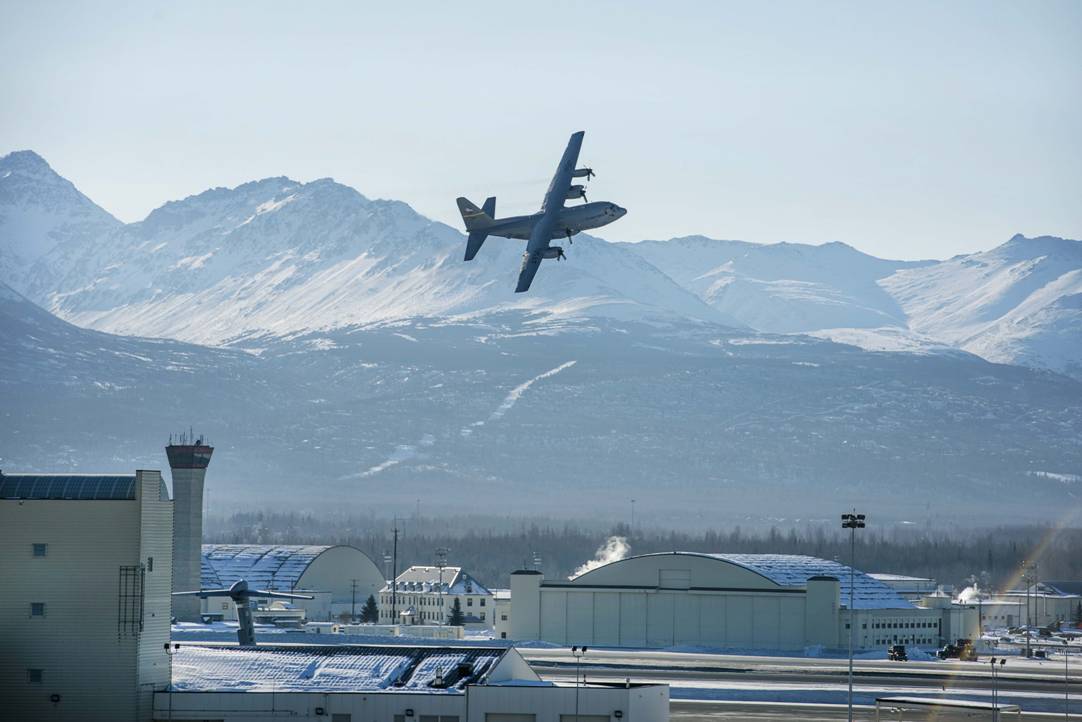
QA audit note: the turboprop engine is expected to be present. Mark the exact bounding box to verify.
[542,246,566,260]
[565,184,587,201]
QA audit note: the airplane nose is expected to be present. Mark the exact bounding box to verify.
[616,206,627,218]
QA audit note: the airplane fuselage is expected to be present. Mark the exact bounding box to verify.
[484,201,627,244]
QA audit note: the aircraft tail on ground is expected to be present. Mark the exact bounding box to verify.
[458,196,496,261]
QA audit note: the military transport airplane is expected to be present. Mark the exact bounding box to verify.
[456,131,627,293]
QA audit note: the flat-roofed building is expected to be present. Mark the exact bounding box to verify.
[0,470,173,721]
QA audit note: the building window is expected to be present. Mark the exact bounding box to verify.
[467,598,473,607]
[27,669,44,684]
[480,612,486,621]
[480,598,486,606]
[501,614,508,621]
[147,556,154,572]
[30,602,45,617]
[32,543,48,557]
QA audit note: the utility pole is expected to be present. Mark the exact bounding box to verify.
[1022,561,1037,657]
[436,546,449,626]
[351,579,358,623]
[842,511,866,722]
[391,518,400,623]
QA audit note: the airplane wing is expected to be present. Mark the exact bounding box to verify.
[515,251,543,293]
[172,588,231,598]
[248,589,315,601]
[540,131,585,213]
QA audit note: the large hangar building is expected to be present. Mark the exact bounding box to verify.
[200,544,384,622]
[512,552,971,651]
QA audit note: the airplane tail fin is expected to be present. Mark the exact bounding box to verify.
[459,197,496,261]
[457,196,496,232]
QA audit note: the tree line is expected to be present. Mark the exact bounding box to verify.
[205,511,1082,593]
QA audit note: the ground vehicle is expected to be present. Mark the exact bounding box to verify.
[938,638,978,661]
[888,644,908,661]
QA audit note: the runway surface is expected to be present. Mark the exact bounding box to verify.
[519,648,1081,717]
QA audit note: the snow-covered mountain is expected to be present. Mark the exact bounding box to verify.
[622,236,931,333]
[622,234,1082,378]
[19,169,723,345]
[3,149,1079,379]
[882,234,1082,378]
[0,150,121,289]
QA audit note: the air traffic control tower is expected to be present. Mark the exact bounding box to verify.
[167,434,213,622]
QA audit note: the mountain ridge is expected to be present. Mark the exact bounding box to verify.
[2,149,1080,378]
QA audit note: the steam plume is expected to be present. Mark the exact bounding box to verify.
[570,536,630,579]
[956,584,981,603]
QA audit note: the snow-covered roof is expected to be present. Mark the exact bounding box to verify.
[869,573,935,583]
[384,566,492,596]
[1042,581,1082,597]
[170,644,506,693]
[708,554,914,609]
[201,545,335,591]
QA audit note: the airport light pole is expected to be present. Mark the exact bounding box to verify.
[842,511,866,722]
[1022,562,1037,657]
[572,645,587,722]
[1065,640,1070,722]
[990,656,1005,722]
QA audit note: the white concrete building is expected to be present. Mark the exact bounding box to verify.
[511,552,967,651]
[998,582,1082,628]
[0,470,173,721]
[974,585,1082,631]
[200,544,384,622]
[381,565,494,629]
[153,643,669,722]
[492,588,512,639]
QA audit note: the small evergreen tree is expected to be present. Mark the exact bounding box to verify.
[360,594,379,623]
[448,597,465,626]
[1075,600,1082,624]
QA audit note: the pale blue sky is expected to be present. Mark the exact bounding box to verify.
[2,1,1080,259]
